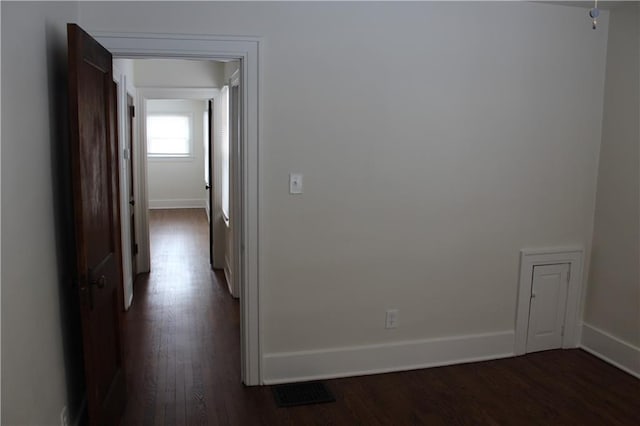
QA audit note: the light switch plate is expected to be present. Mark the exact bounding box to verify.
[289,173,303,194]
[385,309,399,329]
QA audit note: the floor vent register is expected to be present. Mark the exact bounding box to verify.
[272,381,336,407]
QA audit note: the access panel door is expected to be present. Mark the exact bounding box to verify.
[526,263,570,353]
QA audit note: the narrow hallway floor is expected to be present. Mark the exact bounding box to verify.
[120,208,266,425]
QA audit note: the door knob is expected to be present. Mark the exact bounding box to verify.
[129,199,135,206]
[91,275,106,289]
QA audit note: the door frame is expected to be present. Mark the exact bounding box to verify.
[515,247,584,355]
[207,99,214,266]
[228,70,241,298]
[112,63,137,311]
[136,87,219,270]
[92,32,263,386]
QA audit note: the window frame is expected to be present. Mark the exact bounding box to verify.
[146,112,195,160]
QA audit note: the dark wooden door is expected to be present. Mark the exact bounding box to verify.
[208,99,214,266]
[126,94,137,282]
[67,23,126,426]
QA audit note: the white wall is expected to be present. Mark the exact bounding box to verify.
[0,2,3,417]
[224,60,240,82]
[211,89,226,270]
[1,2,86,424]
[114,58,136,94]
[146,99,207,209]
[134,58,224,88]
[582,3,640,375]
[0,3,618,410]
[78,2,612,381]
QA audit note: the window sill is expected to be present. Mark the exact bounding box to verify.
[148,155,195,162]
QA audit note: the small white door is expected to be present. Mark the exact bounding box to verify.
[526,263,570,353]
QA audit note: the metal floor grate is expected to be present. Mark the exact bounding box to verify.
[272,381,336,407]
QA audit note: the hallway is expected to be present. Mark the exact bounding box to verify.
[120,208,264,425]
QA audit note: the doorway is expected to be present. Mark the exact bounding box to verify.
[95,32,262,386]
[137,87,219,271]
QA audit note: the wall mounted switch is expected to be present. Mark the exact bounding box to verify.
[289,173,303,194]
[385,309,399,329]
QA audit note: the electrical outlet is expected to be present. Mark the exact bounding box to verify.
[289,173,303,194]
[385,309,399,329]
[60,406,69,426]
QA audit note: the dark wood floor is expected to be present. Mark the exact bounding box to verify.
[120,208,640,425]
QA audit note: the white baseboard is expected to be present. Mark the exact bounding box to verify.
[148,198,206,209]
[580,323,640,379]
[223,256,237,298]
[125,289,133,311]
[263,331,515,384]
[123,275,134,311]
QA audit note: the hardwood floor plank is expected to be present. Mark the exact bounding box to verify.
[119,208,640,426]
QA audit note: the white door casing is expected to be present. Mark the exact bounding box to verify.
[136,88,218,269]
[92,32,262,386]
[227,71,241,298]
[112,64,136,310]
[526,263,570,353]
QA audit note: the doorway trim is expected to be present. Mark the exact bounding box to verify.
[136,87,219,272]
[112,63,137,311]
[515,247,584,355]
[92,32,263,386]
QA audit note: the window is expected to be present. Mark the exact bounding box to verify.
[147,114,192,158]
[220,86,230,220]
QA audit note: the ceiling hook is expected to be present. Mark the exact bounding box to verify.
[589,0,600,30]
